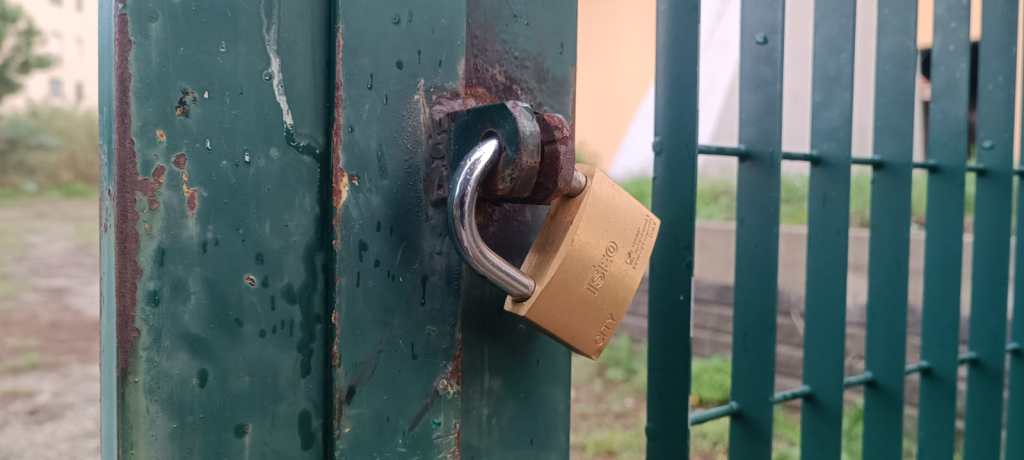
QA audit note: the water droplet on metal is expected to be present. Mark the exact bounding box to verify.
[262,70,273,81]
[243,150,251,164]
[205,139,213,151]
[367,73,374,90]
[218,41,227,52]
[754,33,769,45]
[391,13,401,25]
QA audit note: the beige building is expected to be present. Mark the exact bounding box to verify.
[3,0,98,109]
[577,0,1013,180]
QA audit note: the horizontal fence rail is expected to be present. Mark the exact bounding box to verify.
[651,0,1024,458]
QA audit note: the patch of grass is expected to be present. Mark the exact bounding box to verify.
[575,423,646,460]
[0,351,43,375]
[617,170,977,229]
[0,105,98,191]
[596,335,647,393]
[0,181,96,202]
[691,355,731,406]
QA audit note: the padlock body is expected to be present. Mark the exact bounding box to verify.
[504,165,660,358]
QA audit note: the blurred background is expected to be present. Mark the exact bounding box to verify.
[0,0,1001,459]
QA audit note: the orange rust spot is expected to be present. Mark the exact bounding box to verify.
[172,152,188,170]
[243,274,257,288]
[155,129,167,143]
[171,152,199,217]
[139,165,167,210]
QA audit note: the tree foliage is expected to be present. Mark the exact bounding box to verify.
[0,1,54,105]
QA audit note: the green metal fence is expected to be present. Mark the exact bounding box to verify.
[649,0,1024,459]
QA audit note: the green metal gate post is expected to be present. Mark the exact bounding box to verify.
[861,0,918,457]
[103,1,575,459]
[962,1,1019,459]
[647,0,700,457]
[101,0,333,458]
[331,1,574,458]
[917,0,972,458]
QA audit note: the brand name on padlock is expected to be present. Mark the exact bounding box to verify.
[593,312,618,346]
[585,241,619,295]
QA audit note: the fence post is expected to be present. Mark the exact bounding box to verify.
[102,1,576,458]
[861,1,918,457]
[916,0,972,458]
[647,0,700,458]
[728,0,787,457]
[799,0,856,456]
[101,0,333,457]
[329,1,575,458]
[962,1,1019,458]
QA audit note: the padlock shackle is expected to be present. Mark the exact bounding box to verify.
[450,137,588,302]
[450,136,537,301]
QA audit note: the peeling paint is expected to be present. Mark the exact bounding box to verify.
[171,152,199,217]
[260,0,294,130]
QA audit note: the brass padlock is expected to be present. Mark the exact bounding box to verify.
[449,137,660,358]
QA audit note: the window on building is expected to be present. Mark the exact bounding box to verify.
[49,78,65,99]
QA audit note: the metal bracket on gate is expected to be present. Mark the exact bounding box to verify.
[440,101,585,300]
[444,101,578,205]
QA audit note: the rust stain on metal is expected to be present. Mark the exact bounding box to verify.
[114,6,143,375]
[407,341,463,434]
[155,129,167,143]
[171,152,188,170]
[243,274,258,288]
[331,29,347,251]
[171,152,199,216]
[175,88,198,118]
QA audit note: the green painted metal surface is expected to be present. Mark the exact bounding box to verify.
[916,0,972,458]
[460,2,574,458]
[101,0,333,458]
[331,1,573,458]
[799,0,855,456]
[103,1,574,458]
[962,2,1018,459]
[1009,159,1024,456]
[647,0,700,457]
[728,0,785,457]
[861,0,918,457]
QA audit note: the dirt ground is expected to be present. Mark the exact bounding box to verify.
[0,197,649,460]
[0,198,100,460]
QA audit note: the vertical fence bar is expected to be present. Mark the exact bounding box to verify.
[1008,172,1024,453]
[962,1,1019,459]
[728,0,786,457]
[799,0,856,457]
[916,0,972,458]
[647,0,700,457]
[860,0,918,457]
[1003,14,1024,459]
